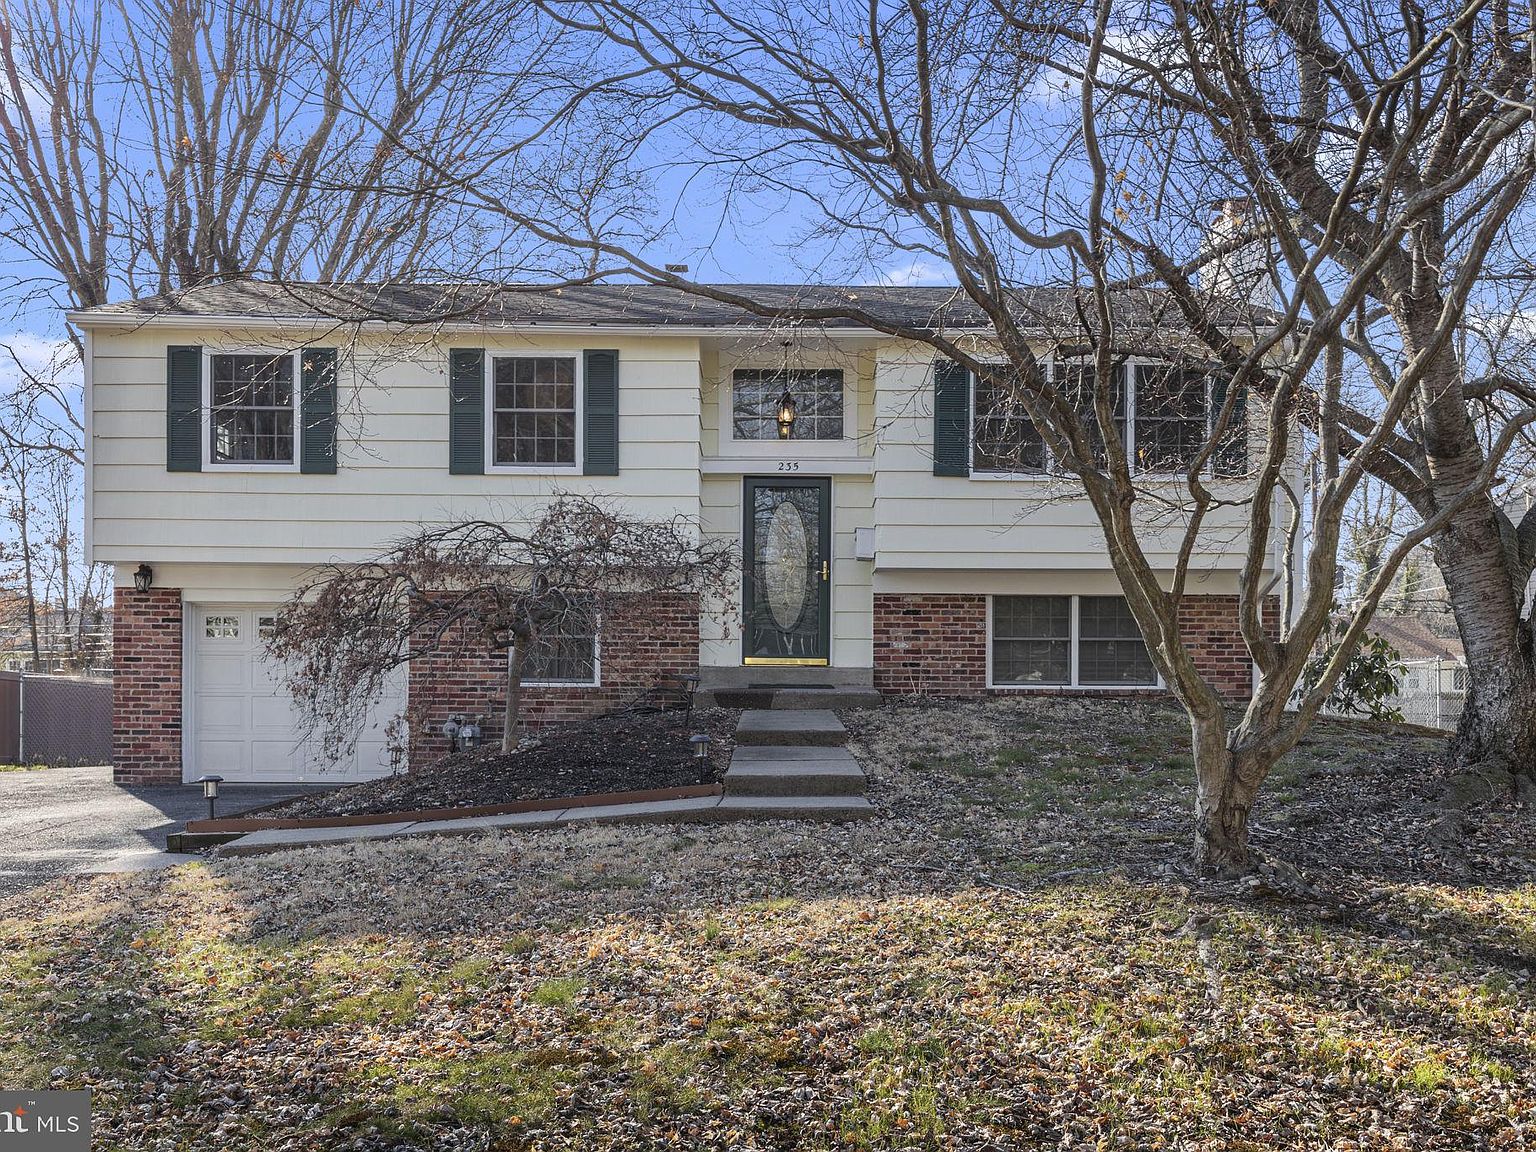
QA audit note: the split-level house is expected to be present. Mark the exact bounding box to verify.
[73,281,1289,785]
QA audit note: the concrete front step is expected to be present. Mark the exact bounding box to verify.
[773,688,882,710]
[734,709,846,746]
[698,687,883,710]
[724,746,867,797]
[701,666,874,691]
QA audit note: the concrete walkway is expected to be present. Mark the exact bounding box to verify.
[222,789,873,856]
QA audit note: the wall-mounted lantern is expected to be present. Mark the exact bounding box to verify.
[133,563,154,593]
[776,388,797,440]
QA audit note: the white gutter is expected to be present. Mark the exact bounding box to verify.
[63,311,989,338]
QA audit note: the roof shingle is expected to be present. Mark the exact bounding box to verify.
[70,279,1273,334]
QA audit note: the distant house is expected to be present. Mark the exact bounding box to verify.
[0,600,112,675]
[72,281,1294,785]
[1367,611,1466,728]
[1369,610,1465,684]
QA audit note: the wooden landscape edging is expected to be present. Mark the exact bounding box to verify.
[185,781,724,834]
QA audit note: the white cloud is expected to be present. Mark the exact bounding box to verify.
[0,331,79,392]
[874,258,957,287]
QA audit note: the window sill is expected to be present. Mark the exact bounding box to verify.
[987,683,1164,692]
[203,461,301,474]
[969,470,1055,482]
[524,679,600,688]
[486,464,582,475]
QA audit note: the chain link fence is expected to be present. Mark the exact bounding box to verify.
[1316,657,1466,732]
[0,672,113,765]
[1387,658,1466,731]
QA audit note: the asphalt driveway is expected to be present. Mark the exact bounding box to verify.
[0,766,318,898]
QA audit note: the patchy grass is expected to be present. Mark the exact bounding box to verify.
[1,697,1532,1150]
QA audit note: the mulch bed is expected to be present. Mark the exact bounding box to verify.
[259,707,738,820]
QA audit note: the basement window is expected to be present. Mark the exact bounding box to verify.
[990,595,1158,688]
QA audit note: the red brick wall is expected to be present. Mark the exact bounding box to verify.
[112,587,183,785]
[872,591,1278,699]
[1177,594,1279,699]
[408,592,700,755]
[873,594,988,695]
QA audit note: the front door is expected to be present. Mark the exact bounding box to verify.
[744,477,832,664]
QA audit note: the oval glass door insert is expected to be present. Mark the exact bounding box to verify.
[763,500,810,629]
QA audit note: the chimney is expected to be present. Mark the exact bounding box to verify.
[1202,196,1272,308]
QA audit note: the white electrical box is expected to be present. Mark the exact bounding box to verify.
[854,526,876,561]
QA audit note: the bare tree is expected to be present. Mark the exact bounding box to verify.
[0,394,108,671]
[267,495,738,759]
[0,431,42,667]
[336,0,1536,867]
[1011,0,1536,784]
[0,0,556,464]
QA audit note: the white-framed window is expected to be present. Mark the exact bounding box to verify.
[524,604,600,686]
[970,359,1234,477]
[489,354,580,469]
[989,594,1160,689]
[731,368,845,441]
[206,352,299,467]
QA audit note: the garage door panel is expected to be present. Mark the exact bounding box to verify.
[198,653,253,691]
[250,694,301,729]
[253,661,289,691]
[195,694,249,730]
[252,738,308,769]
[196,739,251,775]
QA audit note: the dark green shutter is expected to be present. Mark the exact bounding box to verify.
[449,348,485,475]
[166,345,202,472]
[583,349,619,476]
[299,348,338,474]
[932,359,971,477]
[1211,378,1249,476]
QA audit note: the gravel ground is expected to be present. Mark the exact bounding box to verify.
[2,697,1532,1150]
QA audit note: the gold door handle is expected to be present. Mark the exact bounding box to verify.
[822,560,830,581]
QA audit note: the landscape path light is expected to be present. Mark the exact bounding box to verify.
[196,774,223,820]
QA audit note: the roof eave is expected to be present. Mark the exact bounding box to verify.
[63,310,1001,338]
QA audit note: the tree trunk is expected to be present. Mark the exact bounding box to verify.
[18,514,40,669]
[1189,714,1272,873]
[1452,641,1536,774]
[1426,486,1536,776]
[503,641,525,753]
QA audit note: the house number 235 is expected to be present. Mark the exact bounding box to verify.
[776,461,800,472]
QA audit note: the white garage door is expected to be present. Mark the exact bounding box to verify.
[187,605,407,784]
